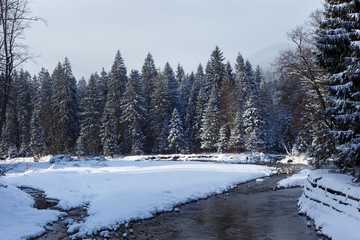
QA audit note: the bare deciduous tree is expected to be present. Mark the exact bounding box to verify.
[0,0,41,138]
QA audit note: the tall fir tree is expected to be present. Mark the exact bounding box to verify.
[101,50,127,153]
[17,70,33,156]
[77,74,102,156]
[141,53,158,152]
[51,58,79,154]
[121,70,146,155]
[316,0,360,175]
[199,87,221,152]
[168,108,185,154]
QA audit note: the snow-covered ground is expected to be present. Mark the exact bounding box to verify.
[0,156,273,239]
[277,169,311,188]
[279,168,360,240]
[278,153,310,165]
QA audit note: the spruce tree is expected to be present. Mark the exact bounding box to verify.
[199,87,221,152]
[229,110,245,153]
[101,50,127,153]
[316,0,360,174]
[141,53,157,152]
[168,108,185,154]
[150,72,168,153]
[38,68,53,154]
[30,109,45,158]
[121,70,146,155]
[77,74,101,156]
[51,58,79,154]
[17,70,33,156]
[216,124,229,153]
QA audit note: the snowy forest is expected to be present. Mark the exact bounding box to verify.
[0,0,359,177]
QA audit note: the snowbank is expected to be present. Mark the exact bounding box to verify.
[120,152,276,163]
[0,183,64,240]
[2,159,273,238]
[298,170,360,240]
[277,169,311,188]
[278,153,310,165]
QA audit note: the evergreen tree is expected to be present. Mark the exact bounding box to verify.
[316,0,360,174]
[168,108,185,154]
[51,58,79,153]
[243,99,265,153]
[17,70,33,156]
[199,88,221,152]
[121,70,146,155]
[158,118,170,153]
[206,46,225,92]
[101,50,127,153]
[37,68,53,154]
[150,72,168,153]
[77,74,101,156]
[163,62,179,116]
[216,124,229,153]
[229,110,245,153]
[141,53,157,152]
[30,109,44,158]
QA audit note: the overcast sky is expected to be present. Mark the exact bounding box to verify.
[23,0,324,80]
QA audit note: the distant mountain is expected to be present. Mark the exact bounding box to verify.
[247,43,293,71]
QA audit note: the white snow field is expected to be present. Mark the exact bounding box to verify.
[0,156,273,239]
[298,170,360,240]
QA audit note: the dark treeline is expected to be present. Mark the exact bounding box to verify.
[0,47,299,158]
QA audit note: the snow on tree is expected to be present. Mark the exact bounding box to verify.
[37,68,53,154]
[163,62,180,116]
[216,124,229,153]
[121,70,146,155]
[229,110,245,153]
[51,58,79,154]
[17,70,33,156]
[243,99,265,153]
[199,87,221,152]
[168,108,185,154]
[150,72,169,153]
[206,46,225,92]
[141,53,158,152]
[101,50,127,153]
[101,108,119,157]
[77,74,102,156]
[158,118,170,153]
[316,0,360,174]
[30,109,44,158]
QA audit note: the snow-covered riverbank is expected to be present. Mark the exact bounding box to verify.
[0,155,273,239]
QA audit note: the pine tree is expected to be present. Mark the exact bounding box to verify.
[121,70,146,155]
[199,88,221,152]
[229,110,245,153]
[206,46,225,92]
[77,74,101,156]
[30,109,44,158]
[37,68,53,154]
[316,0,360,174]
[216,124,229,153]
[163,62,179,116]
[158,118,170,153]
[101,50,127,153]
[51,58,79,154]
[243,99,265,153]
[141,53,157,152]
[17,70,33,156]
[168,108,185,154]
[150,72,168,153]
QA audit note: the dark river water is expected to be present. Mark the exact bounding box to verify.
[129,173,318,240]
